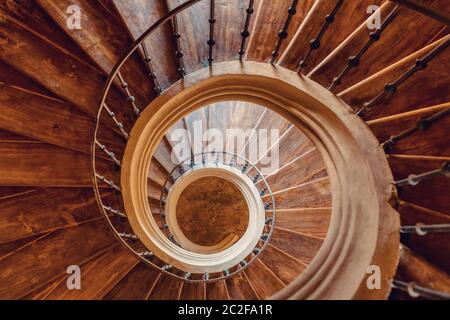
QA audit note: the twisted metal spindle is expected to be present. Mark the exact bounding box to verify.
[382,108,450,153]
[271,0,299,64]
[400,223,450,236]
[207,0,216,66]
[162,264,173,271]
[103,205,127,218]
[395,161,450,187]
[95,140,121,167]
[298,0,344,71]
[116,71,140,116]
[141,42,163,95]
[238,0,255,61]
[95,173,121,192]
[138,251,154,258]
[103,104,129,140]
[328,5,400,91]
[118,232,138,240]
[392,280,450,300]
[357,37,450,117]
[171,16,186,77]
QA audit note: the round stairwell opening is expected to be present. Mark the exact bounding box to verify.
[175,175,249,251]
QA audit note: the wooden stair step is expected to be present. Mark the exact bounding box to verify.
[275,208,331,238]
[256,126,314,175]
[398,201,450,273]
[0,0,96,68]
[179,282,206,300]
[265,148,326,192]
[246,0,307,63]
[0,83,124,157]
[45,245,138,300]
[0,219,117,299]
[0,188,108,244]
[310,1,447,91]
[243,258,284,299]
[111,0,178,89]
[0,142,118,187]
[147,273,184,300]
[206,280,230,300]
[225,272,259,300]
[0,10,131,124]
[258,244,307,285]
[37,0,157,106]
[396,245,450,294]
[281,0,383,72]
[270,227,323,264]
[207,102,234,152]
[368,103,450,157]
[389,155,449,214]
[268,177,332,209]
[339,35,450,121]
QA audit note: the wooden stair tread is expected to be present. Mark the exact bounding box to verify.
[225,272,259,300]
[243,258,284,299]
[45,245,138,300]
[0,219,117,299]
[206,280,230,300]
[258,244,307,285]
[281,0,383,72]
[275,208,331,238]
[0,142,118,187]
[0,188,108,244]
[147,273,184,300]
[310,1,447,91]
[339,35,450,121]
[389,155,449,214]
[269,227,323,264]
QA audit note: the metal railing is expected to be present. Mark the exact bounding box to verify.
[89,0,450,294]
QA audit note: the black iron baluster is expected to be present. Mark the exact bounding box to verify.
[392,279,450,300]
[141,42,163,95]
[271,0,299,64]
[171,15,186,77]
[357,37,450,118]
[328,5,401,91]
[400,223,450,236]
[395,161,450,187]
[298,0,344,71]
[117,71,140,116]
[239,0,255,61]
[207,0,216,66]
[382,108,450,153]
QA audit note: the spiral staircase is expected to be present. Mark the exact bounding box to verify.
[0,0,449,300]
